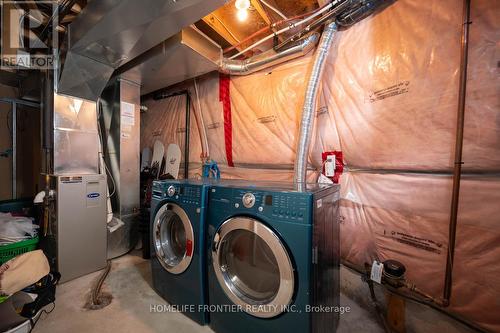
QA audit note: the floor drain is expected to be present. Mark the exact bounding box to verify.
[84,292,113,310]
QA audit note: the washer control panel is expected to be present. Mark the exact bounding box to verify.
[152,182,202,206]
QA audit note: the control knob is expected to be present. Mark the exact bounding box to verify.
[167,185,176,197]
[242,192,256,208]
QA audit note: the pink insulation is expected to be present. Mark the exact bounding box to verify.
[140,0,499,330]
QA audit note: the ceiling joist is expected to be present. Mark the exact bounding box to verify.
[202,13,242,50]
[250,0,272,25]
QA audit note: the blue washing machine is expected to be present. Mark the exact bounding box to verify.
[150,179,210,325]
[207,181,341,333]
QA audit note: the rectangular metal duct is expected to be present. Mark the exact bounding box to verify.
[117,26,221,95]
[57,0,225,101]
[99,78,141,259]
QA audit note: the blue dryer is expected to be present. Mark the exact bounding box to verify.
[150,179,210,325]
[207,181,341,333]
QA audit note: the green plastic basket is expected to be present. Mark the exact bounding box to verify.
[0,237,39,265]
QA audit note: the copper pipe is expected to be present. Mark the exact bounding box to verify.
[443,0,471,306]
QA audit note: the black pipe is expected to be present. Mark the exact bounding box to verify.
[274,0,351,51]
[184,92,191,179]
[151,90,189,100]
[336,0,394,28]
[274,0,394,52]
[42,69,54,174]
[443,0,471,306]
[364,264,392,333]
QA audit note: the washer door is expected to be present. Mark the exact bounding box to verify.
[212,217,294,318]
[153,203,194,274]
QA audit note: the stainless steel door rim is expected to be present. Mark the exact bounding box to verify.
[212,216,294,318]
[153,203,194,274]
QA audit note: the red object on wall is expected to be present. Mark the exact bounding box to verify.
[321,151,344,183]
[219,73,234,167]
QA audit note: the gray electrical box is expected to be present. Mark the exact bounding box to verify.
[55,174,107,283]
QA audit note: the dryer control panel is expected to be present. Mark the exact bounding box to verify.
[211,187,312,225]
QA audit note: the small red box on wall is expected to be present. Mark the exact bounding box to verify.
[321,151,344,183]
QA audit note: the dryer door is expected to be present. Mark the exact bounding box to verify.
[212,217,294,318]
[153,203,194,274]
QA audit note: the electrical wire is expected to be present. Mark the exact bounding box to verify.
[96,98,116,199]
[103,159,116,198]
[259,0,288,20]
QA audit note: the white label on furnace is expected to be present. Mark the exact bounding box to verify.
[316,199,322,208]
[121,101,135,126]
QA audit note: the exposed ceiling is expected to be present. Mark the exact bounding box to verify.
[8,0,320,61]
[10,0,88,50]
[1,0,322,98]
[196,0,320,58]
[0,0,87,99]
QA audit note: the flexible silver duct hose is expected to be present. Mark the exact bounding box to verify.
[294,22,338,187]
[220,33,319,75]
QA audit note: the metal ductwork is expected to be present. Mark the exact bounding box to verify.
[220,33,320,75]
[117,26,222,96]
[121,30,319,95]
[57,0,226,101]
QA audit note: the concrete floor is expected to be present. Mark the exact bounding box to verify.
[35,251,384,333]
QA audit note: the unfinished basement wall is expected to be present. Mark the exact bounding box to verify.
[140,0,499,330]
[0,84,41,201]
[0,84,18,200]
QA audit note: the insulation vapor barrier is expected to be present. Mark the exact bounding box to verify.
[140,0,499,330]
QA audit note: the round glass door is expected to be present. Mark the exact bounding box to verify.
[153,203,194,274]
[212,217,294,318]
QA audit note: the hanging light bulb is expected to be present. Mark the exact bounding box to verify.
[236,8,248,21]
[235,0,250,10]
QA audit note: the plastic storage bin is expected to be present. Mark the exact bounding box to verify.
[0,237,39,265]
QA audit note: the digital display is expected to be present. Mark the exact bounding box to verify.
[264,195,273,206]
[179,187,184,195]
